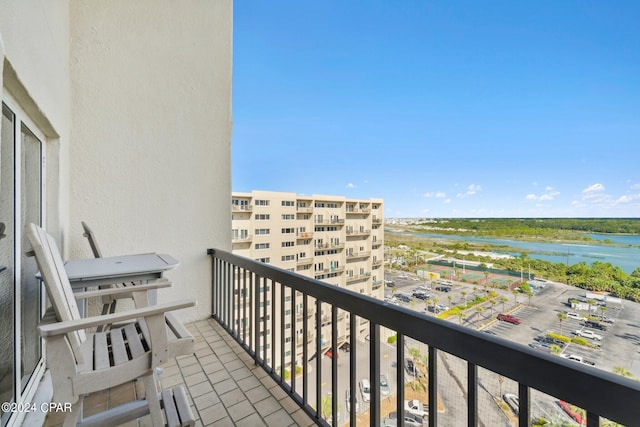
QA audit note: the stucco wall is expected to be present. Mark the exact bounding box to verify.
[68,0,233,320]
[0,0,71,238]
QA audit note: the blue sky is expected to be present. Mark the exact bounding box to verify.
[232,1,640,218]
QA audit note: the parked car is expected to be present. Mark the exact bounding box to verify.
[534,335,566,347]
[412,291,430,300]
[497,314,521,325]
[435,285,452,292]
[345,388,360,413]
[387,411,423,427]
[340,342,351,352]
[528,342,551,353]
[566,312,587,321]
[592,314,615,323]
[325,348,339,358]
[380,374,391,396]
[398,274,408,279]
[359,379,371,402]
[405,359,422,378]
[394,293,412,303]
[435,303,449,312]
[582,320,607,331]
[384,279,395,287]
[573,329,602,341]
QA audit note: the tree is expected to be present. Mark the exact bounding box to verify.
[475,306,484,325]
[457,311,464,324]
[461,291,468,305]
[484,271,490,285]
[549,344,563,355]
[557,313,567,336]
[500,297,508,313]
[587,298,596,316]
[526,290,534,306]
[447,295,453,307]
[512,289,519,305]
[489,300,496,317]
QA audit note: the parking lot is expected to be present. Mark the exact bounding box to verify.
[382,269,640,425]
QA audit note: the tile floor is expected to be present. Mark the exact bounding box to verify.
[43,318,317,427]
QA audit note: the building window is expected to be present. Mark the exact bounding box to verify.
[281,228,295,234]
[255,228,270,235]
[255,199,269,206]
[282,214,294,220]
[281,255,295,262]
[282,200,295,207]
[255,243,270,250]
[282,241,295,247]
[255,214,270,220]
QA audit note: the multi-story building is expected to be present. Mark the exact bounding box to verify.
[231,190,384,370]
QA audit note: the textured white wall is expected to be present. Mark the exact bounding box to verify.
[68,0,233,320]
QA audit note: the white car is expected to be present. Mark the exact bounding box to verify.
[566,312,587,321]
[359,379,371,402]
[573,329,602,341]
[398,274,408,279]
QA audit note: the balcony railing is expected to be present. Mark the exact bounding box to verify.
[231,204,253,212]
[208,248,640,427]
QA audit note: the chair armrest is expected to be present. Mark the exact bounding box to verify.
[38,299,195,337]
[72,279,172,300]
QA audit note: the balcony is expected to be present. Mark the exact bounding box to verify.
[314,219,345,225]
[346,229,371,237]
[346,251,371,260]
[232,204,253,212]
[209,248,640,427]
[297,232,314,240]
[232,234,253,243]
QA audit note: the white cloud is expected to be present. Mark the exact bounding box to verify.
[582,183,605,197]
[525,186,559,202]
[525,194,538,200]
[539,194,554,201]
[616,194,640,204]
[345,183,356,189]
[630,183,640,190]
[457,184,481,198]
[424,191,447,198]
[443,199,451,204]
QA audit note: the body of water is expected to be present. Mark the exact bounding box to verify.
[388,230,640,274]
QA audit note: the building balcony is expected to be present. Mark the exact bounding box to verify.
[296,257,313,266]
[346,229,371,237]
[208,248,639,427]
[296,232,314,240]
[232,204,253,212]
[297,206,314,214]
[314,219,345,225]
[345,251,371,260]
[372,239,383,248]
[232,234,253,243]
[372,216,382,224]
[49,249,638,426]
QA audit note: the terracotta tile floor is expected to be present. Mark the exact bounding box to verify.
[43,318,317,426]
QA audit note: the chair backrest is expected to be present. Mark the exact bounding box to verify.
[26,223,86,354]
[81,221,103,258]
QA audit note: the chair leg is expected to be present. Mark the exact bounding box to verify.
[62,398,83,427]
[142,373,164,427]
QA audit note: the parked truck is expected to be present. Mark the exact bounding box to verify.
[404,399,429,418]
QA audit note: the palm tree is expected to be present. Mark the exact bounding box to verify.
[512,289,519,305]
[461,291,467,305]
[483,271,490,285]
[599,305,607,320]
[475,306,484,325]
[447,295,453,307]
[526,290,534,306]
[557,312,567,336]
[432,297,439,313]
[489,300,496,317]
[587,298,597,316]
[424,298,431,314]
[500,297,508,313]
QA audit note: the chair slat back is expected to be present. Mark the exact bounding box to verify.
[26,223,86,355]
[81,221,103,258]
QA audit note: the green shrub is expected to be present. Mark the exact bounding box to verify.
[571,337,589,346]
[387,335,397,344]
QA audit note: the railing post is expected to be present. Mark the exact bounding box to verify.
[315,298,322,421]
[370,323,380,427]
[518,383,530,427]
[468,362,477,427]
[397,333,405,423]
[349,314,357,427]
[331,305,338,427]
[303,294,309,408]
[429,346,437,427]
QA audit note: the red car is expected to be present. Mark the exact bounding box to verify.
[325,349,339,358]
[497,314,521,325]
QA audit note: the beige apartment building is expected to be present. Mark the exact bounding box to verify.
[231,190,384,369]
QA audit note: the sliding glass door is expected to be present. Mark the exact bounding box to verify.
[0,100,44,427]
